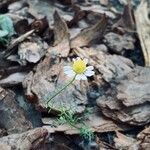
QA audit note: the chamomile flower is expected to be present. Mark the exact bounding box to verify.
[47,57,94,106]
[64,57,94,80]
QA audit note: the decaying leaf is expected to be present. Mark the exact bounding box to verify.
[113,2,135,32]
[71,15,108,48]
[48,11,70,57]
[134,0,150,66]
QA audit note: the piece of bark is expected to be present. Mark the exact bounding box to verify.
[104,32,135,54]
[97,95,150,125]
[0,87,32,134]
[74,47,134,82]
[117,67,150,106]
[48,11,70,57]
[0,72,27,87]
[43,108,130,134]
[97,66,150,125]
[137,127,150,150]
[23,56,88,114]
[70,15,108,48]
[134,0,150,66]
[0,128,48,150]
[114,132,140,150]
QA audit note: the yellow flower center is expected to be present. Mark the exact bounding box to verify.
[72,59,86,74]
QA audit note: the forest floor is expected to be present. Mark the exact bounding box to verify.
[0,0,149,150]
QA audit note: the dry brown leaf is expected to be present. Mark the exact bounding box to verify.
[134,0,150,66]
[48,11,70,57]
[113,2,135,32]
[71,15,108,48]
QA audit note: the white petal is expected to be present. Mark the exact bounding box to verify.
[64,66,72,71]
[84,70,95,77]
[76,57,81,60]
[64,69,76,77]
[75,74,87,80]
[73,58,76,62]
[86,66,94,71]
[83,58,88,64]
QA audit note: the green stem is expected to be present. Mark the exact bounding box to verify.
[47,74,77,106]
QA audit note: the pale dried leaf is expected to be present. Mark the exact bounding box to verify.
[135,0,150,66]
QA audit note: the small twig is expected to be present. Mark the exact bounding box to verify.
[3,29,35,58]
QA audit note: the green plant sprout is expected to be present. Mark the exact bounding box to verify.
[53,105,94,141]
[46,57,95,140]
